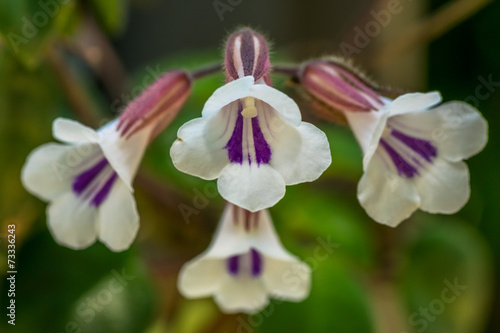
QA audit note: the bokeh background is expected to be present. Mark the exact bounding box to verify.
[0,0,499,332]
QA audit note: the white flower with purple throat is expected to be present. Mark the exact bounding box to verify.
[178,203,311,314]
[170,28,332,212]
[21,70,191,251]
[300,59,488,226]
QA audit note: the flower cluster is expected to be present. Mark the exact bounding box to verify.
[21,28,487,313]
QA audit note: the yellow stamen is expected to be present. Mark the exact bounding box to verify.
[241,97,258,118]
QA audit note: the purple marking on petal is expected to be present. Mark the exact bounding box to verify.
[380,139,418,178]
[227,255,239,276]
[91,172,118,207]
[251,249,263,277]
[72,158,108,195]
[224,109,244,164]
[391,130,437,162]
[251,116,271,165]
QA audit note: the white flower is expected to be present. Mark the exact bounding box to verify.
[178,204,311,314]
[21,118,153,251]
[21,70,191,251]
[170,76,332,212]
[344,92,488,226]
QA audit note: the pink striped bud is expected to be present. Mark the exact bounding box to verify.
[117,70,191,139]
[224,28,271,83]
[299,59,384,112]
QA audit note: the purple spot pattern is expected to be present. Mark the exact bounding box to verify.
[227,255,239,275]
[251,249,263,277]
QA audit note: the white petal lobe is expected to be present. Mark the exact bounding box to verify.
[47,192,98,249]
[53,118,99,143]
[388,92,442,116]
[218,164,286,212]
[269,122,331,185]
[357,150,420,226]
[416,159,470,214]
[97,178,139,252]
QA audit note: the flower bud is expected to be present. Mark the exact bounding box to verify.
[224,28,271,83]
[117,70,191,139]
[299,59,384,112]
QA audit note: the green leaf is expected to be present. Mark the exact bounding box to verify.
[400,216,494,333]
[0,0,78,67]
[65,257,157,333]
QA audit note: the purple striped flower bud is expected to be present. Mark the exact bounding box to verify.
[224,28,271,84]
[117,70,192,140]
[299,59,384,112]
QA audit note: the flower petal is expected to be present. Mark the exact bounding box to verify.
[202,76,255,119]
[47,192,98,249]
[358,149,420,226]
[177,258,226,298]
[345,109,387,158]
[202,206,296,261]
[248,84,302,126]
[268,121,331,185]
[388,92,442,116]
[53,118,99,144]
[218,164,285,212]
[392,101,488,162]
[261,257,311,301]
[203,204,255,258]
[170,112,233,180]
[98,120,151,190]
[415,159,470,214]
[249,209,299,260]
[21,143,99,201]
[97,178,139,252]
[214,277,269,314]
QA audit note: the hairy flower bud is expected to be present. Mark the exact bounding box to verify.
[117,70,192,139]
[299,59,384,112]
[224,28,271,83]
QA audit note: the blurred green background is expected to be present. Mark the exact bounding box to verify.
[0,0,498,332]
